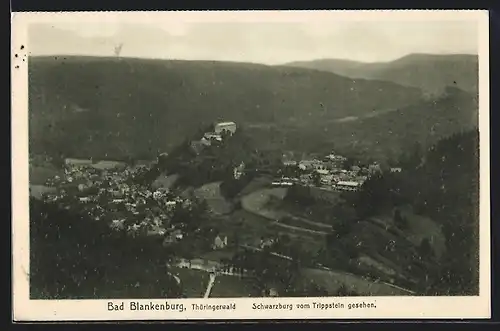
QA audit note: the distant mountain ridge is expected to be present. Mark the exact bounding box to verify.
[283,53,479,96]
[29,56,424,160]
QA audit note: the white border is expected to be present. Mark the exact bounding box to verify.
[11,10,491,321]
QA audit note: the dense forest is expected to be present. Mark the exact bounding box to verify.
[29,198,182,299]
[344,129,480,295]
[253,86,478,163]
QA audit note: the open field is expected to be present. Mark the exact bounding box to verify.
[169,266,210,298]
[241,188,288,218]
[345,221,417,264]
[218,210,277,246]
[357,255,398,277]
[309,187,342,202]
[238,176,273,197]
[300,268,414,296]
[278,196,348,228]
[336,219,430,286]
[402,211,446,258]
[29,165,63,185]
[209,275,261,298]
[152,173,179,190]
[29,185,56,200]
[210,210,325,253]
[90,160,127,170]
[241,188,330,236]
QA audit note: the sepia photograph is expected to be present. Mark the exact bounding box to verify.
[12,10,490,321]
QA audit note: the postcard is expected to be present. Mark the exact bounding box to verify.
[11,10,490,321]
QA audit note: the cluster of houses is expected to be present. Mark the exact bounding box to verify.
[190,121,237,154]
[41,157,238,255]
[275,151,402,192]
[42,159,191,238]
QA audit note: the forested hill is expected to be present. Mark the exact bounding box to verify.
[350,128,480,295]
[328,86,479,161]
[284,54,479,96]
[248,86,479,163]
[407,128,480,295]
[29,56,423,160]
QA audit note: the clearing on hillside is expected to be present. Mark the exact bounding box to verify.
[209,275,261,298]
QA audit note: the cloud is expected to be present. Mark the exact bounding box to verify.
[29,20,478,64]
[29,23,177,58]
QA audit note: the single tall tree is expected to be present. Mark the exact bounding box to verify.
[114,43,124,57]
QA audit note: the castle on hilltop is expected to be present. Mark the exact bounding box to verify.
[214,121,237,135]
[190,121,237,154]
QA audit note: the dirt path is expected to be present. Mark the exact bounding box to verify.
[204,273,217,298]
[240,244,293,261]
[287,215,333,229]
[332,108,398,123]
[273,222,329,235]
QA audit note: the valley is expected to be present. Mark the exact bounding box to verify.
[28,54,480,299]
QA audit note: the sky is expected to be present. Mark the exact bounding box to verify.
[28,20,479,64]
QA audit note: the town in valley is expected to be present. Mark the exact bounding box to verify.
[27,19,480,300]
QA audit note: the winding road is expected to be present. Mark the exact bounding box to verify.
[240,188,330,236]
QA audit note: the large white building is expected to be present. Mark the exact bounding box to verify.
[214,121,237,135]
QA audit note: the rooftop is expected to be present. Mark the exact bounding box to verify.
[215,121,236,126]
[336,181,360,187]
